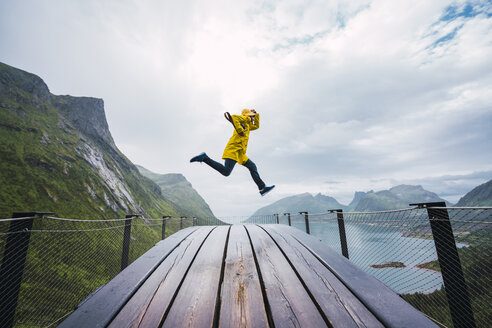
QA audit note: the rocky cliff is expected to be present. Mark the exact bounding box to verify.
[52,96,115,147]
[0,62,179,219]
[347,191,371,211]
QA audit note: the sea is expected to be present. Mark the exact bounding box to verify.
[291,221,467,295]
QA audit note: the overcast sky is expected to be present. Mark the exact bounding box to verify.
[1,0,491,217]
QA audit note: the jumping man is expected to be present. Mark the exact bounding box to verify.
[190,109,275,196]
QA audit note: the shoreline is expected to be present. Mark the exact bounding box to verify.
[400,231,471,247]
[416,260,441,273]
[370,261,406,269]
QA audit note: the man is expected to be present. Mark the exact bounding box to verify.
[190,109,275,196]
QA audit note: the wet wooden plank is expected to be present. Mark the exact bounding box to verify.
[246,225,327,328]
[263,225,383,328]
[62,225,438,328]
[108,226,215,328]
[162,226,230,328]
[58,227,200,328]
[219,225,269,328]
[275,224,438,328]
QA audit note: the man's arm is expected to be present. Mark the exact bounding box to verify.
[231,114,245,136]
[250,113,260,131]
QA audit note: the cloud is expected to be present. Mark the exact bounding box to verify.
[1,0,491,216]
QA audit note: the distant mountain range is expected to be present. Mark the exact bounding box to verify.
[136,165,216,220]
[249,192,346,218]
[353,185,452,212]
[250,183,490,217]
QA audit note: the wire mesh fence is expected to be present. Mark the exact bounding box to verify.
[402,207,492,328]
[0,215,169,328]
[270,206,491,328]
[0,207,489,327]
[195,214,277,225]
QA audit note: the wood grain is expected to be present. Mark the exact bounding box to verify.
[61,225,437,328]
[263,225,383,328]
[246,224,327,328]
[108,226,215,328]
[58,227,200,328]
[275,224,438,328]
[219,225,269,328]
[162,226,230,328]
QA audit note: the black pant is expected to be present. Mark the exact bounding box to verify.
[203,157,266,190]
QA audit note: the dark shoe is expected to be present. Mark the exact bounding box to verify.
[190,152,207,163]
[260,185,275,196]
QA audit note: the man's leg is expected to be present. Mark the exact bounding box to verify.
[203,157,237,176]
[242,159,266,190]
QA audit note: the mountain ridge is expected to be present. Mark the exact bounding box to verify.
[354,184,451,211]
[249,192,347,218]
[0,61,180,219]
[456,179,492,206]
[136,165,216,220]
[250,184,453,217]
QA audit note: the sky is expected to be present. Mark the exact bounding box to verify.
[1,0,491,217]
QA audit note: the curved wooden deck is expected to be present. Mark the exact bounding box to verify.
[59,225,437,328]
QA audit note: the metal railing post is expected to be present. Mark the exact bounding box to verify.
[162,216,169,240]
[410,202,476,328]
[299,211,310,234]
[275,214,279,224]
[284,213,291,226]
[180,217,185,230]
[0,212,53,328]
[121,215,136,271]
[330,209,349,259]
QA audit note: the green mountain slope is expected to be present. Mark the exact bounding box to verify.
[0,61,194,327]
[456,179,492,206]
[136,165,216,220]
[249,192,347,218]
[354,185,451,211]
[0,61,179,219]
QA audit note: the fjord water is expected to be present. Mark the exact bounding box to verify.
[292,221,466,294]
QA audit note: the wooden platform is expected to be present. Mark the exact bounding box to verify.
[59,225,437,328]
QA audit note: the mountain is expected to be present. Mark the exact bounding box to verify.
[347,191,372,211]
[0,61,179,219]
[354,185,451,211]
[136,165,216,220]
[456,179,492,206]
[249,192,347,218]
[250,184,452,217]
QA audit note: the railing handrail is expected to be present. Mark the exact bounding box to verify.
[2,206,491,224]
[1,205,490,327]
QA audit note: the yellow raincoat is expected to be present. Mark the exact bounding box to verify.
[222,113,260,165]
